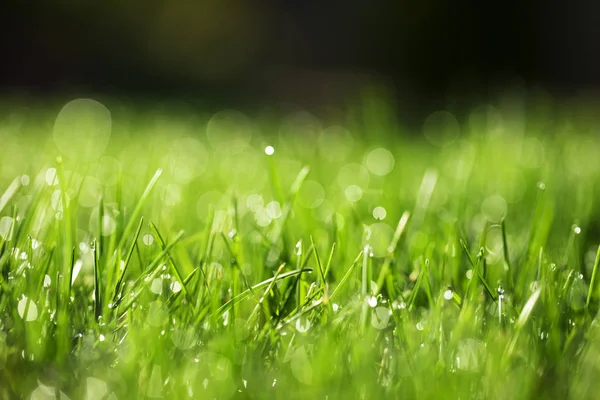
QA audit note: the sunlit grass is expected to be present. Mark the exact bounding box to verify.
[1,97,600,399]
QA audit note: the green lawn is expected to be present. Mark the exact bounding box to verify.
[1,97,600,399]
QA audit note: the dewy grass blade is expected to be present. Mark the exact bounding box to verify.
[112,217,144,304]
[501,217,514,290]
[505,287,543,359]
[116,230,184,311]
[150,221,188,295]
[310,236,326,286]
[586,244,600,308]
[213,267,308,318]
[116,168,162,251]
[460,239,497,302]
[93,239,102,320]
[0,177,20,216]
[375,211,410,296]
[329,250,364,301]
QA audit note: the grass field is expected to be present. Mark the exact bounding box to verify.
[1,96,600,399]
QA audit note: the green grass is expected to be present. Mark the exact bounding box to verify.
[1,97,600,399]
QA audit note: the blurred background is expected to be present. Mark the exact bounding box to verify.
[1,0,600,124]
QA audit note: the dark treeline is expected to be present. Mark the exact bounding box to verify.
[1,0,599,122]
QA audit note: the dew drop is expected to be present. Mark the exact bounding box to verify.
[295,316,311,333]
[17,295,38,321]
[367,295,378,308]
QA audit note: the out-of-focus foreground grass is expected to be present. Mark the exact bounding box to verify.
[1,95,600,399]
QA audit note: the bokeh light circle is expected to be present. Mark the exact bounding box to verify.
[53,99,112,161]
[423,110,460,146]
[365,147,395,176]
[206,110,253,154]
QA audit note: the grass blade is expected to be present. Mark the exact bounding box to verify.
[116,169,162,250]
[586,244,600,308]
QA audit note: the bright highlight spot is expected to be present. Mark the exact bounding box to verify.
[265,145,275,155]
[444,289,453,300]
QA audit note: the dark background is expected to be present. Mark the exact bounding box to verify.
[1,0,599,119]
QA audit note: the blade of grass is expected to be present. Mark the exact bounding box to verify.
[112,217,144,304]
[501,217,514,290]
[115,168,162,251]
[460,239,496,302]
[149,221,188,296]
[93,240,101,320]
[329,250,364,301]
[0,177,20,216]
[115,230,184,311]
[213,267,310,318]
[586,244,600,308]
[375,211,410,297]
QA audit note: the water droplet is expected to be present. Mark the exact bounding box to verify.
[295,316,311,333]
[150,278,163,295]
[45,168,58,186]
[416,321,424,331]
[170,281,182,294]
[443,289,453,300]
[332,303,340,312]
[223,310,230,326]
[367,295,378,308]
[574,226,581,234]
[466,270,473,280]
[371,307,392,329]
[20,174,30,186]
[529,281,539,292]
[99,334,105,342]
[372,206,387,220]
[264,145,275,155]
[394,301,406,310]
[43,275,51,288]
[17,295,38,321]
